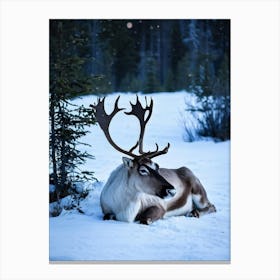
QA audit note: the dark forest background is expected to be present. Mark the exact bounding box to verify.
[50,19,230,97]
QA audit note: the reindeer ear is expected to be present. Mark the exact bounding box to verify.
[122,157,134,169]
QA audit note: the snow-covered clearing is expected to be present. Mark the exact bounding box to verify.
[49,91,230,262]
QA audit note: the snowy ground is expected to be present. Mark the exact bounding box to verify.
[49,91,230,262]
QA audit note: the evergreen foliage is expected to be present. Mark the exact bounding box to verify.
[52,19,230,99]
[184,52,230,141]
[49,20,98,204]
[179,20,230,141]
[143,57,161,93]
[85,19,230,96]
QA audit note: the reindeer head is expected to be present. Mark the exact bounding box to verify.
[122,156,174,198]
[91,96,174,198]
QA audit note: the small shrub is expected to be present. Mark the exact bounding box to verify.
[184,95,230,142]
[49,181,91,216]
[180,111,198,142]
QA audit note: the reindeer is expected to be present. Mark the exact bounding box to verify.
[91,96,216,225]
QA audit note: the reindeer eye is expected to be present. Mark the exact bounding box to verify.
[138,166,150,176]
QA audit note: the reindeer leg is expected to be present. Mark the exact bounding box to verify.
[188,208,200,218]
[187,203,216,218]
[136,205,165,225]
[197,203,216,216]
[190,179,217,217]
[103,213,116,221]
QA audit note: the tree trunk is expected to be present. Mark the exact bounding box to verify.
[50,92,59,201]
[58,102,67,198]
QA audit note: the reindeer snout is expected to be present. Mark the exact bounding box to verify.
[167,188,176,197]
[159,184,176,199]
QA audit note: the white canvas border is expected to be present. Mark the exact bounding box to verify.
[0,0,279,279]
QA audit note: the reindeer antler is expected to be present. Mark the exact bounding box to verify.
[91,96,138,158]
[125,96,170,158]
[125,96,152,154]
[91,96,170,159]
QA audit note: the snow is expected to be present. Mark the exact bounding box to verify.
[49,91,230,262]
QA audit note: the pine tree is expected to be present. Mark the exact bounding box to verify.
[182,20,230,141]
[143,56,161,93]
[98,20,140,91]
[169,21,186,89]
[49,20,99,204]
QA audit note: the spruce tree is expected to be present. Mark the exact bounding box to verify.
[49,20,99,205]
[143,57,161,93]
